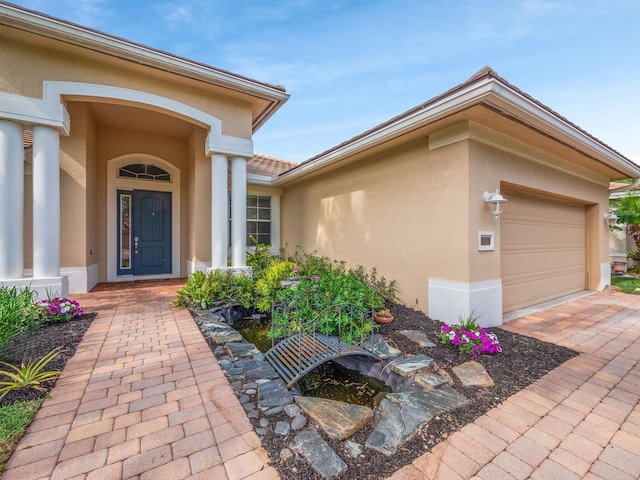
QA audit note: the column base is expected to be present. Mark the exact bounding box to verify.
[428,278,503,327]
[0,275,69,300]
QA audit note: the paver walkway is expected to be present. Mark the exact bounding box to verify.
[390,290,640,480]
[2,280,277,480]
[3,283,639,479]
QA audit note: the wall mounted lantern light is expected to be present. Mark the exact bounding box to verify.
[604,211,618,226]
[483,189,507,217]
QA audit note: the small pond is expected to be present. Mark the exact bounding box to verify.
[232,318,391,409]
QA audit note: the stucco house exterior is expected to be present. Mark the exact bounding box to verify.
[2,3,639,327]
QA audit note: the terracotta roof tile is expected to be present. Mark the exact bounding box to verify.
[247,153,296,176]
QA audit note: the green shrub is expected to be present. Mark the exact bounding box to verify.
[174,270,254,309]
[0,286,43,353]
[272,267,382,343]
[254,260,296,312]
[246,236,277,278]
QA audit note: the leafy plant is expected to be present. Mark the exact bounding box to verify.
[0,286,43,353]
[0,347,64,399]
[246,236,277,279]
[254,260,296,312]
[272,267,381,343]
[436,312,501,357]
[36,297,83,324]
[173,270,254,309]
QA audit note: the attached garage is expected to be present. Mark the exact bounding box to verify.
[501,190,586,313]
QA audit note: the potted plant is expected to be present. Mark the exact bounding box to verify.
[374,308,394,324]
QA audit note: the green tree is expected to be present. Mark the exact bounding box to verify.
[611,192,640,259]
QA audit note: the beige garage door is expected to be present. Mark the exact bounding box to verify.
[501,191,585,313]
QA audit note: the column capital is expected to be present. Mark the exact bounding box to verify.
[0,92,70,134]
[206,132,253,158]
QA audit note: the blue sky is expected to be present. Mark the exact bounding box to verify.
[10,0,640,164]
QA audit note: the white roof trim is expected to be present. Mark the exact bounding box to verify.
[273,76,640,186]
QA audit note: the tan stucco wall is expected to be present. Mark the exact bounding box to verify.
[281,138,470,310]
[281,125,611,315]
[0,32,253,138]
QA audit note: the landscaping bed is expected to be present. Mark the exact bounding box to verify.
[0,313,96,470]
[202,302,578,480]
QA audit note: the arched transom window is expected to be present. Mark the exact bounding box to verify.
[118,163,172,182]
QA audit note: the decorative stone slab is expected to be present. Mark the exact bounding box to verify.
[386,387,469,415]
[365,398,433,455]
[398,330,436,348]
[414,371,450,391]
[258,379,294,408]
[226,341,260,358]
[204,323,244,343]
[244,361,279,380]
[452,360,494,387]
[291,428,348,479]
[361,334,402,359]
[388,354,436,377]
[295,396,373,440]
[195,311,225,323]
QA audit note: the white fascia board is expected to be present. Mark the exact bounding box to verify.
[486,83,640,177]
[247,174,275,186]
[0,4,290,104]
[0,92,70,134]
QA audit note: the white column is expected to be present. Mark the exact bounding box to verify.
[32,126,60,278]
[231,156,247,267]
[211,153,228,269]
[0,120,24,279]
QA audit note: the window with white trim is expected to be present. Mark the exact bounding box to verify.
[229,194,272,246]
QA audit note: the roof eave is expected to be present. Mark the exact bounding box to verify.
[273,75,640,186]
[0,2,290,131]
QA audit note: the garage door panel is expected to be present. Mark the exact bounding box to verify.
[501,191,585,313]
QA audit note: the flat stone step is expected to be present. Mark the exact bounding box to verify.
[361,334,402,359]
[452,360,494,387]
[388,354,436,377]
[258,379,294,408]
[398,329,436,348]
[414,371,451,391]
[365,397,433,455]
[226,341,260,358]
[203,322,244,343]
[291,428,348,479]
[295,396,373,440]
[386,386,469,414]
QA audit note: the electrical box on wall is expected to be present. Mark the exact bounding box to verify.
[479,231,494,251]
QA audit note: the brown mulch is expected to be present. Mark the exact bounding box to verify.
[0,314,96,407]
[245,303,578,480]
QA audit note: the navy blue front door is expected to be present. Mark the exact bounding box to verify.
[118,190,172,276]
